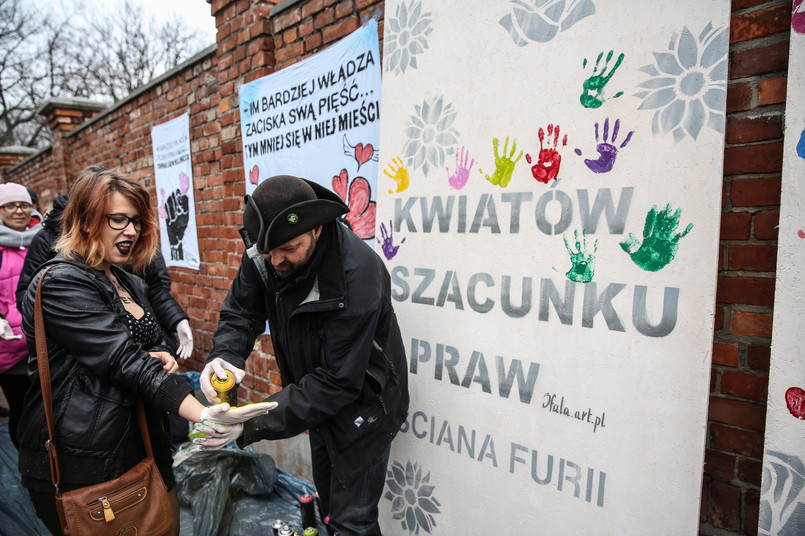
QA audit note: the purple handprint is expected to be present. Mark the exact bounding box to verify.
[377,220,405,260]
[446,146,474,190]
[575,118,634,174]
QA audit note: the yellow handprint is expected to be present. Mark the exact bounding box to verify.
[483,136,523,188]
[383,156,410,193]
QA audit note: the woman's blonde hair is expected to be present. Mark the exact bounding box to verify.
[55,166,158,271]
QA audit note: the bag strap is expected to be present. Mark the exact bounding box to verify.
[34,265,155,493]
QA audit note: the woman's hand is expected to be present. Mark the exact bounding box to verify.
[150,351,178,373]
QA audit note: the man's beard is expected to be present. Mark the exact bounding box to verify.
[274,235,316,278]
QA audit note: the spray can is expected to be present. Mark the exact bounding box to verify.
[300,493,316,529]
[303,528,318,536]
[271,519,285,536]
[278,524,294,536]
[210,370,238,406]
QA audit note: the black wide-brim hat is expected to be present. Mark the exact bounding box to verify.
[242,175,349,253]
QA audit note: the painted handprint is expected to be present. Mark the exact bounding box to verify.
[574,117,634,174]
[482,136,522,188]
[564,229,599,283]
[620,204,693,271]
[377,220,405,260]
[159,172,190,261]
[580,50,625,109]
[332,169,376,240]
[525,124,567,184]
[446,146,474,190]
[383,156,410,194]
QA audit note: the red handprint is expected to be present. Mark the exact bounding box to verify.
[332,169,376,239]
[526,124,567,184]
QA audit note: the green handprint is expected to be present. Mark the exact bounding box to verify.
[483,136,523,188]
[580,50,625,109]
[620,204,693,271]
[564,229,599,283]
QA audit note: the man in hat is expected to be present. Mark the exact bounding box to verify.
[199,175,409,535]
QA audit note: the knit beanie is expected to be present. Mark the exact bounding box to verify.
[0,183,32,206]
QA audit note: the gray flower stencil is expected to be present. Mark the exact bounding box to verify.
[634,22,728,143]
[499,0,596,45]
[403,96,459,176]
[385,1,433,75]
[385,460,441,535]
[760,451,805,536]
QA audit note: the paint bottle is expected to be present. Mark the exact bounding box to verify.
[278,524,294,536]
[300,493,316,529]
[303,528,318,536]
[271,519,285,536]
[210,369,238,406]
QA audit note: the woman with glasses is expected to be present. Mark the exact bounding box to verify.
[15,166,275,535]
[0,182,42,449]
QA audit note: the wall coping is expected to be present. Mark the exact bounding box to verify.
[0,145,38,156]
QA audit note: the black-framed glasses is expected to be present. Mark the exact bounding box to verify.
[1,202,32,213]
[105,213,142,231]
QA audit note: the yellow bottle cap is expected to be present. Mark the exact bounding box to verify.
[210,370,235,391]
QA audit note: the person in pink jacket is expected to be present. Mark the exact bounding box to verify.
[0,183,42,448]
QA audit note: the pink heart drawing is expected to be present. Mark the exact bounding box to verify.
[179,172,190,195]
[355,143,374,168]
[249,165,260,185]
[786,387,805,420]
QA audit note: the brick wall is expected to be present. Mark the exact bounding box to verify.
[0,1,792,534]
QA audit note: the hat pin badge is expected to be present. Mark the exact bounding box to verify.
[287,213,299,224]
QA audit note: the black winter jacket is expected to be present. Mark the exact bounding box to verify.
[16,257,194,490]
[208,221,409,486]
[15,196,188,352]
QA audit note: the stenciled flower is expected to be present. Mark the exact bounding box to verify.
[384,460,441,535]
[634,22,728,143]
[499,0,596,45]
[385,1,433,75]
[403,96,459,176]
[759,450,805,535]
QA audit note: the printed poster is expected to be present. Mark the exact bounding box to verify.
[759,3,805,535]
[150,112,201,270]
[376,1,730,534]
[239,20,381,243]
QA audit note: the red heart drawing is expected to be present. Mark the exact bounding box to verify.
[249,165,259,185]
[798,229,805,239]
[331,169,375,240]
[355,143,374,168]
[332,169,348,201]
[786,387,805,420]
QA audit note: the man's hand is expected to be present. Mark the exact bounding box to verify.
[200,358,246,403]
[174,319,193,359]
[192,421,244,449]
[150,351,178,373]
[200,401,277,425]
[0,318,21,340]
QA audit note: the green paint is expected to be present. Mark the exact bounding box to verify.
[580,50,625,109]
[483,136,523,188]
[620,204,693,272]
[564,229,599,283]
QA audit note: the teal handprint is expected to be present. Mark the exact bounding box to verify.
[620,204,693,271]
[580,50,625,109]
[482,136,523,188]
[564,230,599,283]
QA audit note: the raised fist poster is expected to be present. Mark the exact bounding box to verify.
[238,19,381,243]
[376,1,729,534]
[151,112,201,270]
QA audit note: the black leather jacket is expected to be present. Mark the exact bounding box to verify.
[208,221,409,486]
[16,256,193,489]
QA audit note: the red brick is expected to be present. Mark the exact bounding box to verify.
[758,77,787,106]
[714,306,725,331]
[709,423,764,457]
[753,210,779,239]
[721,369,768,402]
[729,41,790,79]
[737,457,762,486]
[720,212,751,239]
[708,395,766,430]
[709,480,741,530]
[716,276,775,306]
[731,311,773,337]
[725,114,782,144]
[727,245,777,271]
[730,4,792,43]
[704,449,735,480]
[712,341,739,366]
[322,17,358,43]
[726,82,752,112]
[745,489,760,536]
[724,143,783,175]
[747,345,770,371]
[730,177,782,206]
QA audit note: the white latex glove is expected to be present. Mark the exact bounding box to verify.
[200,401,278,425]
[192,420,244,450]
[200,358,246,403]
[174,319,193,359]
[149,351,178,373]
[0,318,21,340]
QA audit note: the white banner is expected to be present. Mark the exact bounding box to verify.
[239,20,381,242]
[377,1,729,534]
[759,3,805,535]
[150,112,201,270]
